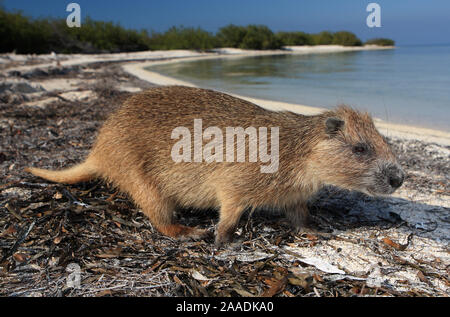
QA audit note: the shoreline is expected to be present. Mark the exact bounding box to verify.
[121,47,450,146]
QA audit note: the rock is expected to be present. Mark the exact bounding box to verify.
[22,97,59,108]
[117,86,142,93]
[58,90,96,102]
[0,79,44,94]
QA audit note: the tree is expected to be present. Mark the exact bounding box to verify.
[332,31,362,46]
[239,25,282,50]
[365,38,395,46]
[276,31,313,46]
[216,24,247,48]
[311,31,334,45]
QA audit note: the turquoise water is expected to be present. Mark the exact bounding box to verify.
[149,45,450,131]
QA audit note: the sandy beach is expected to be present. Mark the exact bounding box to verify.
[0,46,448,296]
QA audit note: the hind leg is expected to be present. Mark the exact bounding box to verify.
[124,175,208,240]
[215,200,246,246]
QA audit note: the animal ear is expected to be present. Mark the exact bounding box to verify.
[325,117,344,135]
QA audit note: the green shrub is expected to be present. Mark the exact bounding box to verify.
[311,31,334,45]
[65,17,150,52]
[365,38,395,46]
[217,25,282,50]
[216,24,247,48]
[0,9,53,53]
[239,25,282,50]
[0,8,152,53]
[275,31,313,46]
[332,31,362,46]
[149,26,218,50]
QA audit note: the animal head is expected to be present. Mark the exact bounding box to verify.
[310,106,405,196]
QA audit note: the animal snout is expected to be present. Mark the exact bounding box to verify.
[388,165,405,189]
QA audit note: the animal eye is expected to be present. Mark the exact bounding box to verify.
[353,143,368,154]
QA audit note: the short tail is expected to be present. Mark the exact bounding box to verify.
[25,160,97,184]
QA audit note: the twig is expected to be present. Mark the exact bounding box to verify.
[9,287,47,297]
[110,215,142,228]
[1,220,36,262]
[5,202,23,221]
[313,287,321,297]
[62,188,90,208]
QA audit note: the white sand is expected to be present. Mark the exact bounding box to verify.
[4,50,211,73]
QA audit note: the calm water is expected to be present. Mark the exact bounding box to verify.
[149,45,450,131]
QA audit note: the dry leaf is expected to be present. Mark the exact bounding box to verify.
[417,271,428,284]
[0,225,16,237]
[191,270,210,281]
[382,237,407,251]
[233,287,254,297]
[96,247,122,258]
[53,192,63,200]
[351,287,360,294]
[313,273,323,282]
[173,275,184,285]
[305,233,318,241]
[13,253,28,262]
[262,278,286,297]
[169,266,191,273]
[283,290,295,297]
[96,290,113,297]
[288,271,312,292]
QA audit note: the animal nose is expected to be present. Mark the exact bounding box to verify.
[388,167,405,189]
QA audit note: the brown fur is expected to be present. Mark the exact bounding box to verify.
[26,86,403,245]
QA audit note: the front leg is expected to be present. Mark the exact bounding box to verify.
[284,201,311,232]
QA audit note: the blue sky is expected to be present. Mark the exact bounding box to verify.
[2,0,450,45]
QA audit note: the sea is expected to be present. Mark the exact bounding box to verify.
[148,45,450,132]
